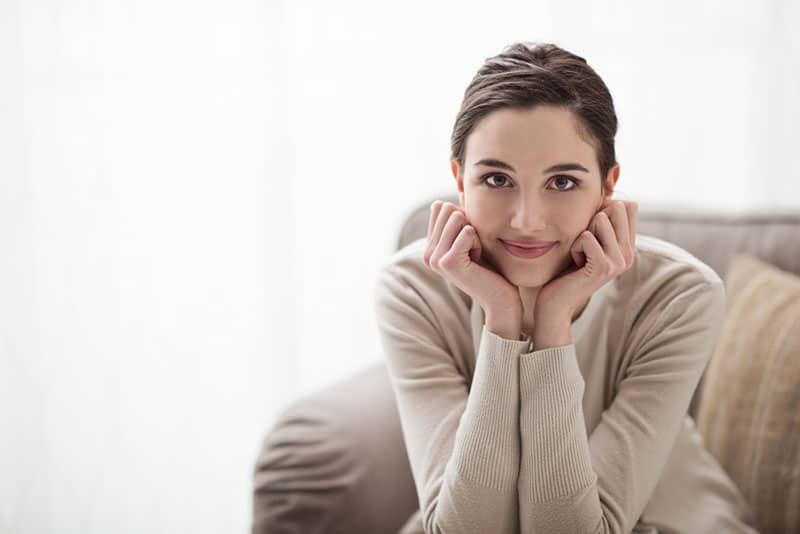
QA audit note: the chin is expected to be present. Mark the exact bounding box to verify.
[500,264,551,284]
[509,274,552,289]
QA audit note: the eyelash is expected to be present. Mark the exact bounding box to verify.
[480,173,580,191]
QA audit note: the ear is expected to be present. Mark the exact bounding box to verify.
[451,159,466,209]
[603,163,620,200]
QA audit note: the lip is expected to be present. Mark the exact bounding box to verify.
[500,239,557,259]
[502,238,557,247]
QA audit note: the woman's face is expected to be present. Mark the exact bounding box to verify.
[452,104,619,289]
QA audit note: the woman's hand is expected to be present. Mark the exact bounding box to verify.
[535,199,638,327]
[423,200,523,338]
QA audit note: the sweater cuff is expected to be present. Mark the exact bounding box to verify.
[480,323,533,355]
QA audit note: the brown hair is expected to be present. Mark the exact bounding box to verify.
[450,41,618,193]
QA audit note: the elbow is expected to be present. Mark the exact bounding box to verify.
[421,501,445,534]
[595,508,633,534]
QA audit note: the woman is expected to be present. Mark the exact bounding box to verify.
[374,42,759,533]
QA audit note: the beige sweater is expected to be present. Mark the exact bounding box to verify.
[373,234,759,534]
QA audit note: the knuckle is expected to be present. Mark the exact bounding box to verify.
[440,253,456,270]
[440,204,455,219]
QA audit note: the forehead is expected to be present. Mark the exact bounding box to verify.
[465,105,598,173]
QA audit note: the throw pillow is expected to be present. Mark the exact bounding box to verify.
[696,253,800,534]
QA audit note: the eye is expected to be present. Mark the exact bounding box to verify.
[480,173,580,191]
[549,175,579,191]
[481,173,511,188]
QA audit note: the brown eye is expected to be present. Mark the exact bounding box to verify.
[483,174,510,188]
[550,175,579,191]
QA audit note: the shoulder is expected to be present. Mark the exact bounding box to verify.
[630,234,725,298]
[620,234,726,340]
[634,234,723,288]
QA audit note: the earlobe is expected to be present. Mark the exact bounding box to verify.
[608,164,620,191]
[450,159,459,178]
[451,159,464,194]
[602,164,620,199]
[451,159,467,209]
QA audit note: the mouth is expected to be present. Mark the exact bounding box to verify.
[500,239,557,259]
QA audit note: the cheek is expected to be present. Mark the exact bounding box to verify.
[554,205,595,234]
[464,203,496,233]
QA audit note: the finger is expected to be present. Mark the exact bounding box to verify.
[570,234,586,268]
[425,202,456,266]
[432,203,457,244]
[468,224,482,263]
[432,210,467,268]
[446,224,478,270]
[593,212,625,269]
[625,201,638,246]
[424,201,443,267]
[599,196,614,212]
[604,201,632,264]
[572,230,607,278]
[427,200,442,241]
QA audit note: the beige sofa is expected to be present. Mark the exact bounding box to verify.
[253,195,800,534]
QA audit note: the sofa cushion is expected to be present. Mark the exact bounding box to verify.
[696,253,800,534]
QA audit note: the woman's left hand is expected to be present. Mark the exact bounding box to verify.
[535,199,639,322]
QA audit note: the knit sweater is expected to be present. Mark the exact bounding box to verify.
[373,234,759,534]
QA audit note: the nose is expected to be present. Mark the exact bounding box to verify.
[509,191,548,233]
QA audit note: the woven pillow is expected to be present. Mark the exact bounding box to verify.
[696,254,800,534]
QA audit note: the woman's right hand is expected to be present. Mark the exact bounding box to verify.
[422,200,523,338]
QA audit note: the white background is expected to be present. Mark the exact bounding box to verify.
[1,0,798,532]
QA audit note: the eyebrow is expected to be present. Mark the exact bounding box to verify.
[474,158,590,174]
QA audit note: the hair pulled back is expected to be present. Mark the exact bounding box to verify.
[450,42,618,192]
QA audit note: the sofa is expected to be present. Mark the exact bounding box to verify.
[252,195,800,534]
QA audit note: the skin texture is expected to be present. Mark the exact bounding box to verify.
[440,104,637,342]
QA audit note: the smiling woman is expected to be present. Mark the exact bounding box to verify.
[447,43,624,337]
[452,105,615,335]
[375,41,761,533]
[255,41,761,534]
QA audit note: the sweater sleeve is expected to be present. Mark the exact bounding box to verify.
[373,264,532,534]
[517,279,726,534]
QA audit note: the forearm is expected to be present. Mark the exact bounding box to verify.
[518,312,602,533]
[531,310,573,350]
[427,324,526,532]
[484,304,522,342]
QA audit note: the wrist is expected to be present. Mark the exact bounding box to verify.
[484,308,522,342]
[531,310,573,350]
[533,306,573,326]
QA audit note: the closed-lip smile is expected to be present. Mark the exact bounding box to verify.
[500,238,557,248]
[500,239,557,259]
